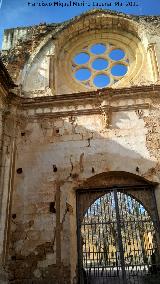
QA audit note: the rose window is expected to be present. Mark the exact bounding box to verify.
[72,43,129,89]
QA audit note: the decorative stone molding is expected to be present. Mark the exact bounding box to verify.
[48,55,56,94]
[57,29,146,94]
[148,43,160,82]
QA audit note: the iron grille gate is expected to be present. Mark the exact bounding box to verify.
[77,186,160,284]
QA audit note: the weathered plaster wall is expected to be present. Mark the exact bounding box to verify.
[5,88,160,283]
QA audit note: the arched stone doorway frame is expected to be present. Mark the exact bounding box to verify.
[76,171,158,222]
[75,171,160,283]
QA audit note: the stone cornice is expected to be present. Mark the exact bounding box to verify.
[23,104,150,121]
[5,85,157,119]
[21,85,160,108]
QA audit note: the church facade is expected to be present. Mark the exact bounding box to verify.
[1,9,160,284]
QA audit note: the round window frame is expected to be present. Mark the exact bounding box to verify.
[58,30,144,92]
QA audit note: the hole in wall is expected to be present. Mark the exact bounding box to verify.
[21,132,25,136]
[53,165,57,172]
[49,202,56,213]
[92,167,95,173]
[12,214,16,219]
[16,168,23,174]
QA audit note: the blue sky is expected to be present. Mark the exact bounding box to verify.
[0,0,160,48]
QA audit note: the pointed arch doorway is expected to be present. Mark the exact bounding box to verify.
[76,172,160,284]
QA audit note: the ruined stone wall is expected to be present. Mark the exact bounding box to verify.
[1,23,60,82]
[1,9,160,284]
[0,61,17,283]
[4,87,159,283]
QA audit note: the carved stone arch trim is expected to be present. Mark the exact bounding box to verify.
[78,171,155,189]
[21,10,148,94]
[76,171,158,223]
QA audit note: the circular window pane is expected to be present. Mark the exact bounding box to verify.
[111,64,128,76]
[109,49,125,61]
[90,43,106,55]
[93,74,110,88]
[73,52,90,65]
[74,68,91,81]
[92,58,108,70]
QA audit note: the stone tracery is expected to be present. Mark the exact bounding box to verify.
[72,42,129,89]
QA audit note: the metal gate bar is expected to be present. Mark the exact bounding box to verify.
[114,189,127,284]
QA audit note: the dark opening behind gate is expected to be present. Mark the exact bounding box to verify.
[77,186,160,284]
